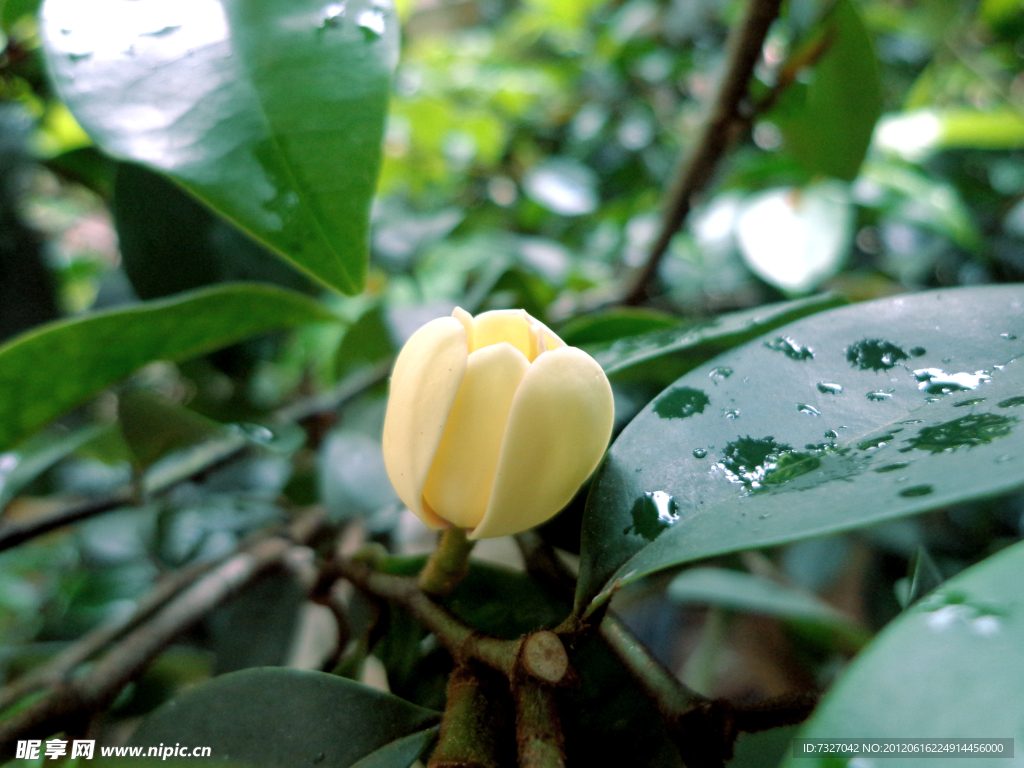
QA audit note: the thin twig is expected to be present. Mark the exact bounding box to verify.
[272,361,391,424]
[0,557,219,714]
[623,0,784,305]
[332,557,569,685]
[0,511,327,759]
[0,364,389,555]
[600,612,707,714]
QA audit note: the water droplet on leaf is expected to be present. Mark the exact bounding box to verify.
[764,336,814,361]
[846,339,909,371]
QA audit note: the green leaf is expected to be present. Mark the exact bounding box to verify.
[40,0,398,294]
[577,285,1024,614]
[0,283,336,454]
[771,0,883,181]
[557,308,682,347]
[118,390,229,471]
[129,668,439,768]
[207,570,306,674]
[781,540,1024,766]
[334,304,397,380]
[114,163,315,300]
[668,568,868,648]
[0,0,41,31]
[347,729,438,768]
[0,423,107,509]
[593,293,844,385]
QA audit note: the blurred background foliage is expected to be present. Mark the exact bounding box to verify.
[2,0,1024,763]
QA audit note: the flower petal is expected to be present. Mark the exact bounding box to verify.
[422,341,530,529]
[470,346,614,539]
[382,316,468,528]
[452,306,474,348]
[471,309,534,359]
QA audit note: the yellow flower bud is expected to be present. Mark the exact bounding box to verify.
[382,307,614,539]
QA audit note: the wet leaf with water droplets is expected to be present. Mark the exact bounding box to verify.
[577,286,1024,615]
[40,0,398,294]
[780,540,1024,767]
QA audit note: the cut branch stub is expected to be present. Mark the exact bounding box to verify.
[520,631,569,686]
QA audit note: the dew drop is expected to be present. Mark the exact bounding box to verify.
[357,8,385,39]
[796,404,821,416]
[692,448,708,459]
[655,387,710,420]
[320,1,347,27]
[997,454,1013,463]
[1001,333,1017,340]
[140,24,182,37]
[764,336,814,361]
[909,346,927,357]
[866,390,893,401]
[824,430,839,439]
[899,484,934,498]
[846,339,908,371]
[874,461,911,473]
[973,615,1002,637]
[913,368,990,394]
[725,409,740,420]
[709,366,733,382]
[816,382,843,395]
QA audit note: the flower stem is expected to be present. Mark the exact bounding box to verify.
[419,527,475,598]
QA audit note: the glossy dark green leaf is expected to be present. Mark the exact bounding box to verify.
[577,286,1024,614]
[667,568,868,648]
[208,569,306,674]
[0,283,336,454]
[114,163,314,300]
[40,0,398,294]
[129,668,439,768]
[378,556,570,639]
[347,729,438,768]
[781,540,1024,767]
[557,308,682,347]
[593,293,844,385]
[770,0,883,181]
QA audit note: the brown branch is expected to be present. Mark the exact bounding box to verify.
[600,612,707,714]
[0,511,328,760]
[428,664,508,768]
[0,363,389,556]
[513,676,564,768]
[0,489,133,554]
[272,360,392,424]
[333,557,568,685]
[623,0,784,305]
[0,557,219,715]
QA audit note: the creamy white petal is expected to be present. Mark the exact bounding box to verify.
[526,315,566,356]
[422,342,530,529]
[471,309,534,360]
[382,316,468,528]
[452,306,474,348]
[470,346,614,539]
